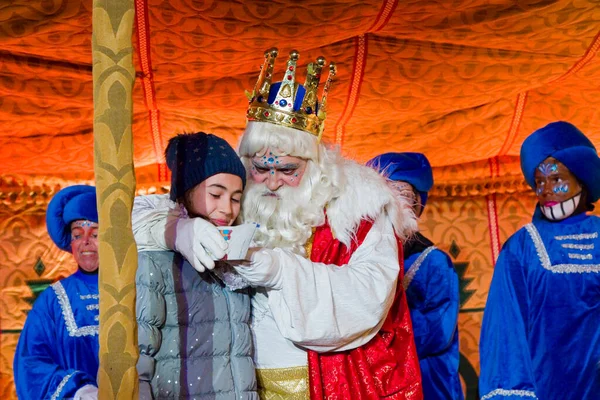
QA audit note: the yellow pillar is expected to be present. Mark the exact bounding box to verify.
[92,0,139,398]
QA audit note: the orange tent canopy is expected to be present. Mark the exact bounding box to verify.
[2,2,600,398]
[2,0,599,190]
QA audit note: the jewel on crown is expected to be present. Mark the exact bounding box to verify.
[246,48,336,140]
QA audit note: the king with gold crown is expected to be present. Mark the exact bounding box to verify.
[132,48,423,399]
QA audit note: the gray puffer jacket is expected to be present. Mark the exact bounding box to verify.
[136,251,257,399]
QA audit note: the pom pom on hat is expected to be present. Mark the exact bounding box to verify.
[46,185,98,252]
[367,152,433,207]
[520,121,600,203]
[166,132,247,201]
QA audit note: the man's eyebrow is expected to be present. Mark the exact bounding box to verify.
[276,163,300,169]
[251,160,299,169]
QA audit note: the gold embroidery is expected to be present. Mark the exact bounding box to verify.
[304,227,317,257]
[256,366,310,400]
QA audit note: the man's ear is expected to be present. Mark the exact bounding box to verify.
[414,201,423,218]
[580,187,593,212]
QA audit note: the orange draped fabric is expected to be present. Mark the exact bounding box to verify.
[2,0,600,185]
[2,1,600,398]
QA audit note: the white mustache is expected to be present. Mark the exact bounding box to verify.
[262,191,280,198]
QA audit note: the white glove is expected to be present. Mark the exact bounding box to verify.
[172,217,228,272]
[232,248,283,289]
[74,384,98,400]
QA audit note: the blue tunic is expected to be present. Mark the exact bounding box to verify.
[404,244,463,400]
[479,212,600,400]
[14,270,100,400]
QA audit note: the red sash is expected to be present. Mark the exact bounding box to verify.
[307,220,423,399]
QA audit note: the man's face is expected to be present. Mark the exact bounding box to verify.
[534,157,582,207]
[70,220,99,273]
[184,173,243,226]
[390,181,422,216]
[249,149,308,192]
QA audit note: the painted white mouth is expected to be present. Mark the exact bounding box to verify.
[81,251,97,255]
[540,193,581,221]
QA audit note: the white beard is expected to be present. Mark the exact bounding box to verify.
[241,164,333,255]
[237,122,417,250]
[540,193,582,221]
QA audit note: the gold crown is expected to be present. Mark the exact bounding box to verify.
[246,48,336,140]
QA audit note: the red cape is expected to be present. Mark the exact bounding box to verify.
[307,220,423,399]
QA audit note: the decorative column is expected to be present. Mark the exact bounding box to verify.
[92,0,139,398]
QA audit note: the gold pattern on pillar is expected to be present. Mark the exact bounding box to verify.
[92,0,139,399]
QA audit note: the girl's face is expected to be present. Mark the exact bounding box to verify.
[184,173,244,226]
[70,220,99,272]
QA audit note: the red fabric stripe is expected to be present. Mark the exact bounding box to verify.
[549,28,600,84]
[134,0,167,181]
[486,193,501,263]
[368,0,399,33]
[334,35,368,147]
[486,157,501,262]
[498,92,528,156]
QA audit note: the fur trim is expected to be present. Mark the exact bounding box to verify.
[326,158,418,247]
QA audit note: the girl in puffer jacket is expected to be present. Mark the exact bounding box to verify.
[135,132,257,400]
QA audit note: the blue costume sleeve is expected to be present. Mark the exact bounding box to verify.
[479,238,538,399]
[136,252,167,399]
[409,250,459,358]
[13,291,96,400]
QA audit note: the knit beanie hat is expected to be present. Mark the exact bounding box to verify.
[165,132,247,201]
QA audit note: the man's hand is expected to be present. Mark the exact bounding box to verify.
[173,217,228,272]
[231,247,283,289]
[74,384,98,400]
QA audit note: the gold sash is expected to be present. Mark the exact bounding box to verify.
[256,366,310,399]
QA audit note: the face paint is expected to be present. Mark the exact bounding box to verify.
[262,152,280,170]
[537,162,558,177]
[540,193,582,221]
[251,148,308,190]
[552,182,570,193]
[534,157,584,221]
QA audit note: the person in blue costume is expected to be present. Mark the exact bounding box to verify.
[479,121,600,400]
[13,185,100,400]
[368,152,463,400]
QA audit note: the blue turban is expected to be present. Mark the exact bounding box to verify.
[520,121,600,203]
[46,185,98,252]
[367,152,434,208]
[165,132,247,201]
